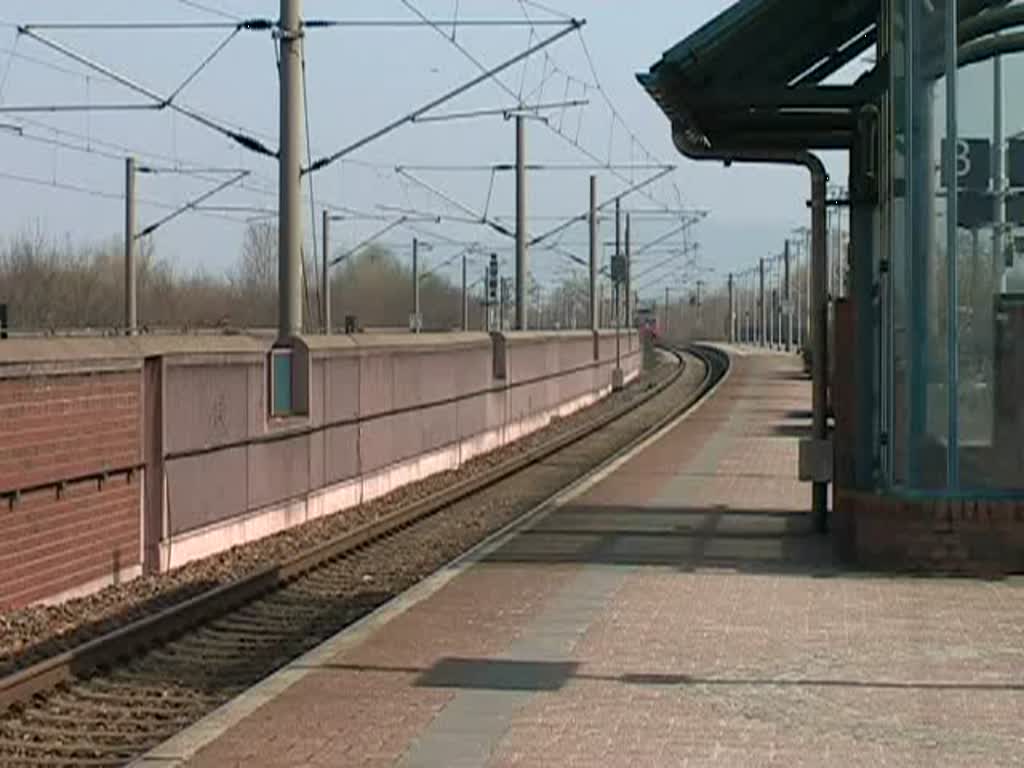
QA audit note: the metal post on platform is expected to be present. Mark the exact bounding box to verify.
[124,157,137,335]
[278,0,303,341]
[810,161,829,530]
[322,208,331,334]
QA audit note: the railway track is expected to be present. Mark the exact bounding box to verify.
[0,344,728,768]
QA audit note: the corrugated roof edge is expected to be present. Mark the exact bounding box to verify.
[650,0,774,78]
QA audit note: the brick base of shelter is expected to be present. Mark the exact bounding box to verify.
[834,490,1024,576]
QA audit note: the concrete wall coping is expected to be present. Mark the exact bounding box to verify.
[298,332,492,356]
[498,330,595,345]
[595,328,639,339]
[0,330,639,379]
[0,334,272,367]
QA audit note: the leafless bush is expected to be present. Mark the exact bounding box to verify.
[0,224,491,334]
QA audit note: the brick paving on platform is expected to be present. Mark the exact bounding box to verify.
[173,348,1024,768]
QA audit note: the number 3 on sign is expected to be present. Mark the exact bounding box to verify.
[956,139,971,179]
[941,138,990,191]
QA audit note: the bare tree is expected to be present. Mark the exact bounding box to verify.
[229,222,278,327]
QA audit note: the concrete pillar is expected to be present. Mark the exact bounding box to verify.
[124,156,137,335]
[515,114,528,330]
[589,175,598,332]
[278,0,304,340]
[322,209,331,334]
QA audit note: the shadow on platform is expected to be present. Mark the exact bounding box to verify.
[481,504,837,576]
[293,657,1024,695]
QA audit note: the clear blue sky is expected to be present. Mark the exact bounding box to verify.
[0,1,852,299]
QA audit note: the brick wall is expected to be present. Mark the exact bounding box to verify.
[834,489,1024,575]
[0,332,636,607]
[0,370,142,608]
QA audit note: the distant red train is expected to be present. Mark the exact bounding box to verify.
[635,307,659,339]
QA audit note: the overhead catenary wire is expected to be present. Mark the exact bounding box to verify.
[394,162,673,172]
[0,167,251,225]
[516,0,683,208]
[0,43,94,81]
[520,0,573,21]
[0,116,279,195]
[0,36,19,102]
[304,19,570,29]
[303,19,582,175]
[165,26,241,104]
[21,19,565,31]
[177,0,243,22]
[0,40,294,162]
[410,98,588,124]
[0,102,160,113]
[137,170,249,238]
[402,0,672,213]
[16,25,277,158]
[330,217,426,268]
[3,1,697,308]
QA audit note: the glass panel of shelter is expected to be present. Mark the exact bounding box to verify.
[884,0,1024,495]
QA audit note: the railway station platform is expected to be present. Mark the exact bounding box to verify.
[137,348,1024,768]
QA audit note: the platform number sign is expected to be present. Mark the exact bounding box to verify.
[610,254,627,284]
[940,138,991,191]
[487,255,499,302]
[1010,139,1024,188]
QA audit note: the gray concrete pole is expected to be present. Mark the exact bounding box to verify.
[322,209,331,334]
[484,265,490,332]
[625,213,632,334]
[499,278,506,332]
[589,175,598,332]
[412,237,420,333]
[728,273,735,343]
[759,257,766,347]
[124,156,137,335]
[461,252,468,332]
[664,286,670,338]
[278,0,304,340]
[696,280,703,335]
[615,196,621,266]
[515,114,527,331]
